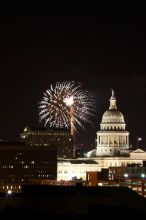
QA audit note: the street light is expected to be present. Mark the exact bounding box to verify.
[137,137,142,149]
[141,173,145,178]
[123,173,128,184]
[124,173,128,178]
[7,190,12,198]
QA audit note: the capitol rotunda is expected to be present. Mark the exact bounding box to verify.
[96,90,129,156]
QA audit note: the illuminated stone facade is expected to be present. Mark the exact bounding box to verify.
[57,159,100,181]
[57,150,146,181]
[96,90,129,156]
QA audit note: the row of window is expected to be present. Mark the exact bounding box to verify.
[98,136,128,144]
[27,133,71,136]
[38,175,50,177]
[2,185,21,189]
[2,166,13,168]
[101,127,125,131]
[58,170,93,174]
[97,149,119,152]
[1,165,51,169]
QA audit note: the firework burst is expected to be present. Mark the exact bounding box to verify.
[38,81,96,133]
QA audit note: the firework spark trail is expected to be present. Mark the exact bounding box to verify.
[38,81,96,132]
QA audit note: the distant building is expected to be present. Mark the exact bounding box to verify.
[58,159,100,180]
[109,166,146,181]
[0,142,57,184]
[57,151,146,181]
[20,127,73,158]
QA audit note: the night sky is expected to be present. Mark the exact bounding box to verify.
[0,9,146,149]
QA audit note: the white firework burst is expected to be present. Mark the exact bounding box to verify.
[38,81,96,132]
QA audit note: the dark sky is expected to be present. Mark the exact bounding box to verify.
[0,9,146,149]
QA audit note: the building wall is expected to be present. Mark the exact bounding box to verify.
[0,182,21,193]
[130,150,146,159]
[21,127,73,158]
[57,161,100,181]
[57,155,146,181]
[109,166,146,180]
[0,143,57,182]
[96,131,129,156]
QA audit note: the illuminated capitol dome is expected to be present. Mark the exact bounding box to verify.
[58,90,146,181]
[101,90,125,127]
[96,90,129,156]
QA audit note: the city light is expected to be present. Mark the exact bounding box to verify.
[7,190,12,195]
[137,137,142,149]
[124,173,128,178]
[141,173,145,178]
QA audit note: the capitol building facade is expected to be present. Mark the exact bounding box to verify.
[96,90,129,156]
[58,91,146,181]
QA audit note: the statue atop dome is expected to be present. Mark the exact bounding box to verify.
[111,89,115,98]
[109,89,117,109]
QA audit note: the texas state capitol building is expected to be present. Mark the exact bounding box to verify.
[57,91,146,181]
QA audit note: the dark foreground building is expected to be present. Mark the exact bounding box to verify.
[0,185,146,218]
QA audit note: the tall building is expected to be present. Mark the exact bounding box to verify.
[96,90,129,156]
[0,141,57,182]
[20,127,73,158]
